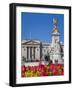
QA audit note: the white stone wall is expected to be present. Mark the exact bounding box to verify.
[42,47,47,56]
[35,46,40,60]
[21,45,27,59]
[52,35,60,46]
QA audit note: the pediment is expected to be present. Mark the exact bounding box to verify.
[22,40,40,45]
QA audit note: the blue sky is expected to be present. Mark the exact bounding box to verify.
[21,12,64,43]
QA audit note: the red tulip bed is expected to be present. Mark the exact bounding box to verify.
[21,64,64,77]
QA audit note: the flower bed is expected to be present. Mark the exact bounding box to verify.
[21,64,64,77]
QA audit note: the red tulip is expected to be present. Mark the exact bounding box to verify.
[49,64,55,70]
[21,72,25,77]
[21,65,26,72]
[43,71,48,76]
[56,64,62,70]
[31,66,36,73]
[61,70,64,75]
[52,69,57,75]
[26,66,31,71]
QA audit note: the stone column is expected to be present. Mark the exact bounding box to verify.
[27,47,29,61]
[34,47,35,60]
[32,47,34,60]
[28,47,30,61]
[30,47,32,61]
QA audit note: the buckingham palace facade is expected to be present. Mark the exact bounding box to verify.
[21,40,51,61]
[21,39,64,63]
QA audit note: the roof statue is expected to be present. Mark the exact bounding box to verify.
[52,18,59,34]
